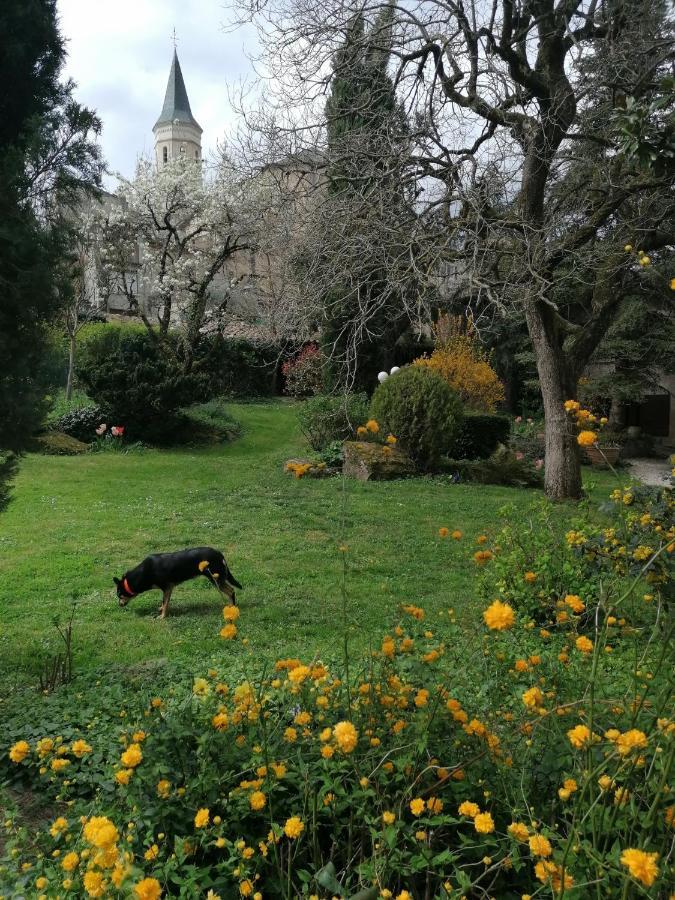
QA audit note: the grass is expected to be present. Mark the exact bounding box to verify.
[0,400,615,690]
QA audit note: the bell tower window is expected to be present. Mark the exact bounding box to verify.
[162,146,168,164]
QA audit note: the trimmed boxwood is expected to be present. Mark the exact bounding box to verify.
[370,367,463,470]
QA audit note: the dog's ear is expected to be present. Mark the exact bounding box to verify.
[113,576,121,586]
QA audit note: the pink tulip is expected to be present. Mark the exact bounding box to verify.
[515,451,524,460]
[111,426,125,437]
[535,458,544,470]
[527,418,533,424]
[515,416,522,423]
[96,424,107,435]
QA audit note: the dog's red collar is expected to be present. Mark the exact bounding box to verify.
[122,577,136,598]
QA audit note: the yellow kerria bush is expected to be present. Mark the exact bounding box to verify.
[61,852,79,872]
[9,740,30,763]
[409,798,426,816]
[284,816,304,839]
[288,664,311,684]
[156,779,171,798]
[134,877,163,900]
[458,801,480,818]
[249,791,266,811]
[508,822,529,842]
[577,430,597,447]
[564,594,585,613]
[615,729,648,756]
[567,724,591,748]
[483,600,515,631]
[115,768,133,785]
[83,870,106,897]
[575,636,594,654]
[284,727,297,743]
[144,844,159,861]
[194,808,210,829]
[71,739,92,758]
[427,797,443,814]
[528,834,552,857]
[333,721,358,753]
[382,811,396,825]
[120,743,143,768]
[366,419,379,433]
[474,812,495,834]
[620,848,659,886]
[83,816,119,850]
[522,687,543,709]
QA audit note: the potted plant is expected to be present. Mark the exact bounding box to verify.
[585,437,622,467]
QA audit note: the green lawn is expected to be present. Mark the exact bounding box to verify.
[0,401,613,688]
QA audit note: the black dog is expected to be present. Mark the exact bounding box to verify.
[114,547,242,618]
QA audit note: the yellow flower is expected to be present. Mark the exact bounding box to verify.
[51,757,70,772]
[567,724,591,749]
[36,876,48,890]
[50,816,68,837]
[144,844,159,861]
[438,527,449,538]
[333,721,358,753]
[577,430,597,447]
[508,822,529,842]
[620,848,659,886]
[284,726,297,743]
[115,769,133,785]
[194,808,210,829]
[356,426,367,437]
[474,812,495,833]
[71,739,92,757]
[458,801,480,818]
[366,419,379,433]
[62,852,79,872]
[452,529,462,539]
[395,893,411,900]
[134,877,162,900]
[575,636,594,654]
[9,741,30,763]
[616,729,648,756]
[250,791,266,811]
[284,816,304,839]
[409,798,426,816]
[198,560,210,572]
[321,744,334,758]
[564,594,584,613]
[529,834,552,857]
[624,244,632,252]
[83,816,119,850]
[239,881,253,897]
[222,605,240,621]
[220,623,238,640]
[212,712,229,731]
[288,664,311,684]
[382,811,396,825]
[156,779,171,798]
[564,399,580,412]
[83,871,106,897]
[426,797,443,814]
[522,687,543,709]
[120,743,143,768]
[483,600,515,630]
[523,571,537,583]
[386,434,397,445]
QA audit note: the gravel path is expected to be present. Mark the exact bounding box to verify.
[625,457,672,488]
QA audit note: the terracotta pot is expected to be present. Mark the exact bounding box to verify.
[585,446,620,467]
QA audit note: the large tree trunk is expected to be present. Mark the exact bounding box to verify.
[525,302,582,501]
[65,334,76,401]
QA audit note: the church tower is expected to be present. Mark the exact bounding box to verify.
[153,50,202,168]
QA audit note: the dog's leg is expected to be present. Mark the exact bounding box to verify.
[159,587,173,619]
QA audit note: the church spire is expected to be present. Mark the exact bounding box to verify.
[154,50,202,133]
[153,50,202,168]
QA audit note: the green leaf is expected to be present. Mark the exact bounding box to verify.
[316,861,346,897]
[348,889,380,900]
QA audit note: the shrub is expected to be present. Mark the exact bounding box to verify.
[33,432,89,456]
[510,415,545,464]
[452,412,511,459]
[413,315,505,412]
[191,335,279,397]
[282,344,324,397]
[370,367,463,469]
[297,393,369,450]
[445,446,544,489]
[76,330,214,444]
[50,404,104,442]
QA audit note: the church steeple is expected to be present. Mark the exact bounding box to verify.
[153,50,202,168]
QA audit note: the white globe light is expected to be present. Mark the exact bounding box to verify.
[390,366,400,375]
[377,371,389,383]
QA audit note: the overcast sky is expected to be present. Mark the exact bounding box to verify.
[57,0,255,182]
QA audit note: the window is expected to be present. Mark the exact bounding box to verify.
[162,146,168,164]
[195,149,199,159]
[180,145,185,154]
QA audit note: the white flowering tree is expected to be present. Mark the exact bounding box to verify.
[97,156,267,368]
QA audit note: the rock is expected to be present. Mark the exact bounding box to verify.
[34,431,89,455]
[283,458,335,478]
[342,441,415,481]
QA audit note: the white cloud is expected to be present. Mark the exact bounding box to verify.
[57,0,256,182]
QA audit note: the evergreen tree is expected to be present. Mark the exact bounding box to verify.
[0,0,102,508]
[319,4,417,391]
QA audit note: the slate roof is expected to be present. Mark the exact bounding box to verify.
[153,50,202,132]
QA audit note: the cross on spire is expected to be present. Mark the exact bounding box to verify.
[170,27,179,49]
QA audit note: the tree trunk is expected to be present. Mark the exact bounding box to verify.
[525,303,582,501]
[65,334,76,401]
